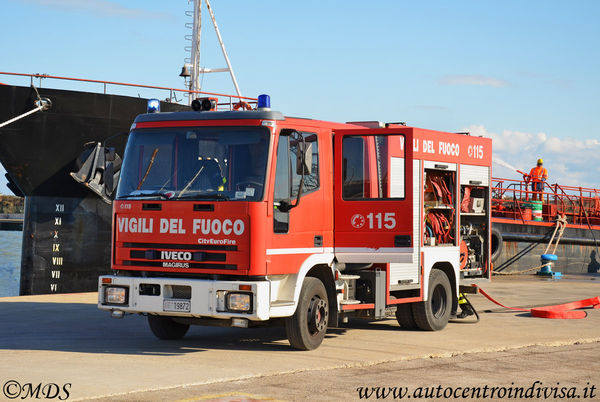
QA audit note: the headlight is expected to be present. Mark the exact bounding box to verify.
[227,292,252,312]
[105,286,128,304]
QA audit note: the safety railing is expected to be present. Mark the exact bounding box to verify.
[492,177,600,226]
[0,71,257,111]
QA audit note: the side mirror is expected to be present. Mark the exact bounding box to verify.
[71,142,122,204]
[296,142,312,176]
[104,162,117,197]
[104,163,114,193]
[105,147,117,162]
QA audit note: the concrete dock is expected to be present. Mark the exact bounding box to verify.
[1,275,599,401]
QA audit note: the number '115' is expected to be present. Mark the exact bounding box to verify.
[366,212,396,229]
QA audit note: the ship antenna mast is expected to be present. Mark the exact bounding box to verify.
[181,0,243,103]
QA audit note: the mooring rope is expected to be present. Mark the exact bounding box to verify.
[492,264,546,275]
[493,215,567,276]
[0,85,51,129]
[544,214,567,255]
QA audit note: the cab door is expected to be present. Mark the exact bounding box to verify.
[334,129,414,264]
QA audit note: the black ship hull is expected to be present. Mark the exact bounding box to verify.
[492,220,600,275]
[19,195,113,294]
[0,84,186,295]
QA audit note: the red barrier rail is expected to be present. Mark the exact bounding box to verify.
[0,71,257,110]
[492,177,600,226]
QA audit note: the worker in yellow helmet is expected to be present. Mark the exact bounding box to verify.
[529,158,548,201]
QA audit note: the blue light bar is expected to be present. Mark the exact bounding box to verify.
[147,99,160,113]
[257,94,270,109]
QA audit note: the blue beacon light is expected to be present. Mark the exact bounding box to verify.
[147,99,160,113]
[257,94,270,109]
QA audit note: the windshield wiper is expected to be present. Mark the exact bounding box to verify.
[175,192,230,200]
[178,165,204,198]
[118,192,170,200]
[136,148,159,190]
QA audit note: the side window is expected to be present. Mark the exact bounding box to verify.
[291,133,319,197]
[342,137,364,198]
[342,134,405,200]
[273,131,320,233]
[273,135,290,233]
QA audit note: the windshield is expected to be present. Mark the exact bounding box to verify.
[116,126,270,201]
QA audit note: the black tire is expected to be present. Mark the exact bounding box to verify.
[285,277,329,350]
[491,228,503,262]
[147,315,190,340]
[412,269,452,331]
[395,303,418,329]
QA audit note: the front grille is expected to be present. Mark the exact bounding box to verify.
[139,283,160,296]
[123,242,237,251]
[193,204,214,211]
[129,250,226,262]
[122,260,237,270]
[167,285,191,300]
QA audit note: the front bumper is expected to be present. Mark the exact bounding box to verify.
[98,275,270,321]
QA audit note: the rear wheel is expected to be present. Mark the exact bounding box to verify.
[395,302,418,329]
[285,277,329,350]
[412,269,452,331]
[147,315,190,340]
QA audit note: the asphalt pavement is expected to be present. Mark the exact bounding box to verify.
[0,275,599,401]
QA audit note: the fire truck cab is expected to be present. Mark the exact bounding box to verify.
[98,96,492,350]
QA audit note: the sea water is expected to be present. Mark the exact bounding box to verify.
[0,230,22,297]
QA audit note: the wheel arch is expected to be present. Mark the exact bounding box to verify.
[430,261,458,314]
[422,247,459,305]
[268,253,336,319]
[306,264,338,328]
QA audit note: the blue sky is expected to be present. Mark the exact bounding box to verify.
[1,0,599,193]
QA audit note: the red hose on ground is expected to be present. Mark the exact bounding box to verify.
[474,285,600,319]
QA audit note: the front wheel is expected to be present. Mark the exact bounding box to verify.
[285,277,329,350]
[147,315,190,340]
[412,269,452,331]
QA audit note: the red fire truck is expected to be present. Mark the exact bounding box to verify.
[97,95,492,350]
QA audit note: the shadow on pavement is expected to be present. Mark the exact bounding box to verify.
[0,301,345,355]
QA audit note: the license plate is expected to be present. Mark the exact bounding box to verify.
[163,299,191,313]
